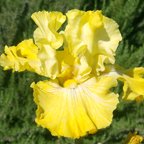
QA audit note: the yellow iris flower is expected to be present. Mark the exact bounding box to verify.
[0,9,122,138]
[120,67,144,102]
[123,132,143,144]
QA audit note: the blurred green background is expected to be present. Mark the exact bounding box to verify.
[0,0,144,143]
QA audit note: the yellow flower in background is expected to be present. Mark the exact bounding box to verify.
[120,67,144,102]
[123,132,143,144]
[0,9,122,138]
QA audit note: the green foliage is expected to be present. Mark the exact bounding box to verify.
[0,0,144,143]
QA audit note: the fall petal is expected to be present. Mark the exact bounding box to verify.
[31,76,119,138]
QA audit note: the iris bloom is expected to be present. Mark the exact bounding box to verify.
[0,10,122,138]
[119,67,144,102]
[123,132,143,144]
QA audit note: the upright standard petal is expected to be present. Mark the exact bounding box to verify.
[31,76,119,138]
[120,67,144,101]
[31,11,66,49]
[65,9,122,75]
[31,11,66,78]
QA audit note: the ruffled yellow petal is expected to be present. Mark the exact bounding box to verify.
[0,39,41,73]
[31,76,119,138]
[65,9,122,74]
[31,11,66,78]
[31,11,66,49]
[120,67,144,101]
[0,40,59,79]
